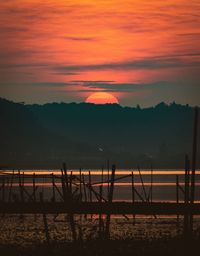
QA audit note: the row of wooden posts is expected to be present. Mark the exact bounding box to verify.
[0,107,199,242]
[0,164,151,241]
[0,162,198,242]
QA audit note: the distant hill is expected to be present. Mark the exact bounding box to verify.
[0,98,199,169]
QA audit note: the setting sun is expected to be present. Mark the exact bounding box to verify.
[85,92,119,104]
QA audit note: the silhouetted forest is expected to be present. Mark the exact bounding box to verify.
[0,98,199,169]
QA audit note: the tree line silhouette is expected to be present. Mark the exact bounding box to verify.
[0,98,199,168]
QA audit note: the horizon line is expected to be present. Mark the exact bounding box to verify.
[0,97,199,109]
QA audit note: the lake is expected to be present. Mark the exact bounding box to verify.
[1,169,200,203]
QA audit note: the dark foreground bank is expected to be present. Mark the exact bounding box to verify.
[1,236,200,256]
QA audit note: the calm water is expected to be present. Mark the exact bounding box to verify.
[1,169,200,245]
[1,169,200,202]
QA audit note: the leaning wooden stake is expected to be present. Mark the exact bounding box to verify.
[138,166,148,201]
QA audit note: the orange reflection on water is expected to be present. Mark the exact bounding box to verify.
[2,169,200,176]
[4,182,200,187]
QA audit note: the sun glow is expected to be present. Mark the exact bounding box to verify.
[85,92,119,104]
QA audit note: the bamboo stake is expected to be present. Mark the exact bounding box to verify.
[82,173,87,219]
[88,171,92,202]
[176,175,180,230]
[131,171,135,225]
[150,165,153,203]
[79,168,82,201]
[105,164,116,239]
[61,169,66,199]
[190,107,198,232]
[184,155,190,236]
[82,174,87,202]
[18,170,24,202]
[2,177,5,202]
[107,160,110,199]
[33,172,37,221]
[61,168,77,242]
[33,173,36,202]
[70,171,73,195]
[99,185,103,239]
[79,168,82,225]
[8,170,14,202]
[88,170,92,219]
[101,166,104,198]
[138,166,148,201]
[51,173,55,202]
[63,163,69,197]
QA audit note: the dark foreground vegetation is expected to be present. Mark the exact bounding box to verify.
[0,235,200,256]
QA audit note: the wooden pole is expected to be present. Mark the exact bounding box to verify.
[51,173,55,202]
[33,173,37,221]
[79,168,82,201]
[18,170,24,202]
[82,174,87,202]
[2,177,5,202]
[184,156,190,204]
[105,164,116,239]
[107,159,110,199]
[61,168,77,242]
[176,175,180,230]
[101,166,104,198]
[190,107,198,232]
[82,173,87,219]
[61,169,66,199]
[78,171,83,242]
[33,173,36,202]
[63,163,69,197]
[88,170,92,219]
[131,171,135,225]
[70,171,73,195]
[88,171,92,202]
[99,185,103,239]
[79,169,82,226]
[8,170,14,202]
[150,165,153,203]
[184,155,190,236]
[138,166,148,201]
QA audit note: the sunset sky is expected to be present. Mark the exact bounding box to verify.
[0,0,200,106]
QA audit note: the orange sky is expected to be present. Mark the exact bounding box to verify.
[0,0,200,106]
